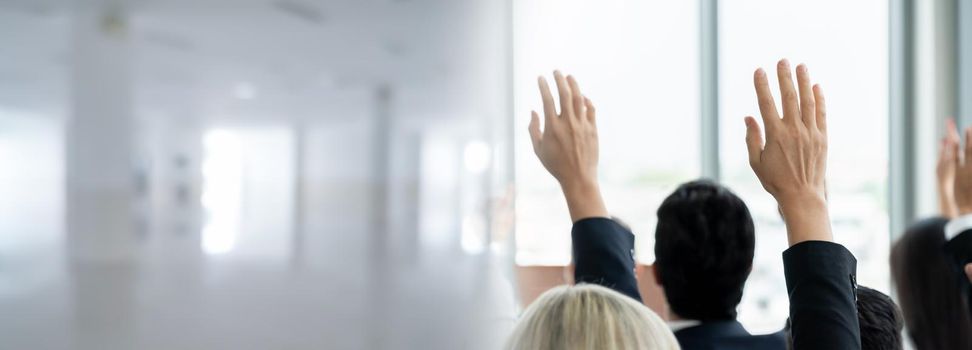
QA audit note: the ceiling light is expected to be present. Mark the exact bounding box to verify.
[233,82,257,100]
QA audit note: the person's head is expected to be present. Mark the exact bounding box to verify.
[890,217,972,350]
[505,284,679,350]
[855,286,903,350]
[653,180,755,321]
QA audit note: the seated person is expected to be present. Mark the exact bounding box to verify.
[523,60,860,349]
[505,284,679,350]
[854,286,904,350]
[653,180,786,349]
[891,218,972,350]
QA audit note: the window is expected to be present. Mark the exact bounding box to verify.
[719,0,890,333]
[514,0,701,266]
[513,0,891,333]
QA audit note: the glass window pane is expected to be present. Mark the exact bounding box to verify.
[719,0,889,333]
[514,0,700,266]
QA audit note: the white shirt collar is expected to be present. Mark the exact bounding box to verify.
[945,214,972,240]
[668,319,702,332]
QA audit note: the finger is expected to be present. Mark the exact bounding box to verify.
[553,70,574,118]
[965,264,972,284]
[965,127,972,166]
[538,76,556,125]
[754,68,781,133]
[963,126,972,165]
[813,84,827,132]
[940,138,949,161]
[585,97,596,123]
[777,59,800,124]
[567,75,585,122]
[745,116,764,168]
[796,64,816,128]
[947,118,960,142]
[952,135,962,163]
[528,111,542,154]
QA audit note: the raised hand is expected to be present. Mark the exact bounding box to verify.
[937,119,960,218]
[528,71,608,222]
[954,126,972,216]
[744,59,831,245]
[966,264,972,284]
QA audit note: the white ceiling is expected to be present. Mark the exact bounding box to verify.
[0,0,509,125]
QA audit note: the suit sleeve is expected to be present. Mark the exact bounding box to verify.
[945,229,972,270]
[783,241,861,350]
[571,217,641,302]
[944,229,972,317]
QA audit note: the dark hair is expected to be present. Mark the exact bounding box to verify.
[890,217,972,350]
[856,286,903,350]
[653,180,754,321]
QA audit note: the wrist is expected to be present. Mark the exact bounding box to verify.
[938,184,954,197]
[559,178,608,223]
[559,176,599,195]
[959,205,972,216]
[776,190,827,209]
[939,193,959,218]
[776,191,832,246]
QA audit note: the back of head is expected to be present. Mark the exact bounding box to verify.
[654,180,755,321]
[890,217,972,350]
[506,284,680,350]
[855,286,903,350]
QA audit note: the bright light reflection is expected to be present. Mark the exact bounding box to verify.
[201,129,243,255]
[463,141,491,174]
[461,216,486,254]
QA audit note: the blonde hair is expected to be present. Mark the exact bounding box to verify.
[506,284,680,350]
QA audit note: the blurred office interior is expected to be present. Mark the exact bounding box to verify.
[0,0,970,349]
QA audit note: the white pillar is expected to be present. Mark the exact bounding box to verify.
[370,85,392,262]
[66,7,136,262]
[291,123,307,267]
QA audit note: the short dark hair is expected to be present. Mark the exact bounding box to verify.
[856,286,903,350]
[653,180,754,321]
[891,217,972,350]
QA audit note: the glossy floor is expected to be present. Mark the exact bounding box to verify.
[0,234,517,350]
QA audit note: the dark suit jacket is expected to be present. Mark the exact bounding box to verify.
[782,241,861,349]
[945,229,972,316]
[674,321,786,350]
[946,229,972,267]
[571,217,861,350]
[571,217,641,302]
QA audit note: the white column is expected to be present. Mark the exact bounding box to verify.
[291,123,307,267]
[66,7,136,262]
[370,85,392,262]
[960,0,972,125]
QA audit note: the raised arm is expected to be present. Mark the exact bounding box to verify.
[744,59,860,349]
[529,71,607,222]
[947,126,972,268]
[937,119,961,219]
[947,125,972,315]
[528,71,640,301]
